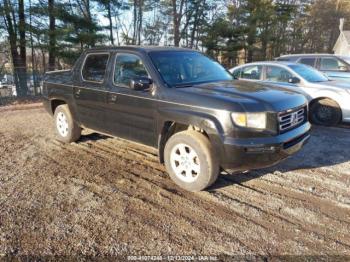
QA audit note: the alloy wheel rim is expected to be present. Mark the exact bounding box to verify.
[317,105,333,122]
[170,143,200,183]
[56,112,69,137]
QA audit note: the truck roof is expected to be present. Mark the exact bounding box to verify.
[231,61,299,70]
[244,61,298,66]
[279,53,336,58]
[85,45,195,53]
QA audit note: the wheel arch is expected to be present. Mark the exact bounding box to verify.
[309,89,343,108]
[49,96,80,124]
[51,99,67,114]
[157,110,225,164]
[309,96,343,125]
[309,96,342,114]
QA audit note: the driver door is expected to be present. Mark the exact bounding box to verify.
[104,52,158,147]
[262,65,307,96]
[238,65,263,82]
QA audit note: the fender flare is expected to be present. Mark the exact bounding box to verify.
[309,91,343,112]
[309,90,342,105]
[156,108,226,163]
[49,95,80,124]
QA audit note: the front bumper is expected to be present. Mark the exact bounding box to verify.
[220,122,311,171]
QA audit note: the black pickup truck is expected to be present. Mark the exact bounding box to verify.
[43,46,310,191]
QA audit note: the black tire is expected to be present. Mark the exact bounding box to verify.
[309,99,342,126]
[164,130,219,192]
[54,104,81,143]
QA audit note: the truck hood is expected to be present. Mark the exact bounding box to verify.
[177,80,306,112]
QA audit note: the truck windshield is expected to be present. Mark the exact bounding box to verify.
[288,64,329,82]
[149,51,233,87]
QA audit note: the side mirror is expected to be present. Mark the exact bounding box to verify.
[229,69,239,79]
[129,77,152,91]
[288,77,300,84]
[339,65,348,72]
[232,74,239,80]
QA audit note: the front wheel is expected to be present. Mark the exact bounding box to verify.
[309,99,342,126]
[164,130,219,192]
[54,104,81,143]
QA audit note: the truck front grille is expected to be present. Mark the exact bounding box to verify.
[278,106,306,133]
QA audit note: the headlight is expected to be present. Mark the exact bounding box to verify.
[231,112,267,129]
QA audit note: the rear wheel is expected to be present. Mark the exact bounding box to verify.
[164,130,219,192]
[54,104,81,143]
[310,99,342,126]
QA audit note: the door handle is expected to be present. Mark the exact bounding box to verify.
[75,88,81,96]
[109,94,117,102]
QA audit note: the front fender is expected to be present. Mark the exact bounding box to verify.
[309,90,350,121]
[156,107,229,163]
[310,90,344,109]
[157,108,226,137]
[311,89,343,102]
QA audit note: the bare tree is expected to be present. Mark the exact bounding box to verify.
[171,0,186,46]
[1,0,28,96]
[48,0,56,71]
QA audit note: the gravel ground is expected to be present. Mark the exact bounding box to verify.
[0,104,350,260]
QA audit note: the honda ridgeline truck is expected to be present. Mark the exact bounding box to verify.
[43,46,310,191]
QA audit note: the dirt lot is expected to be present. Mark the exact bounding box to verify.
[0,104,350,259]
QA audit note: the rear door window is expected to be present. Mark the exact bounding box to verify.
[82,53,109,82]
[241,65,262,80]
[320,57,348,71]
[298,58,316,67]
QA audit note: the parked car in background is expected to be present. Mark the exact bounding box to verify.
[43,47,310,191]
[275,54,350,82]
[230,61,350,126]
[0,74,16,97]
[0,74,14,88]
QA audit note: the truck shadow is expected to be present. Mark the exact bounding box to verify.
[210,124,350,190]
[74,125,350,192]
[77,132,110,143]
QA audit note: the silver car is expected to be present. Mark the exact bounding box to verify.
[230,61,350,126]
[275,54,350,82]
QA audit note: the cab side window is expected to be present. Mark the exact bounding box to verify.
[265,66,293,83]
[320,57,348,71]
[299,58,316,67]
[82,53,109,82]
[241,65,262,80]
[114,53,149,88]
